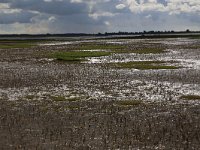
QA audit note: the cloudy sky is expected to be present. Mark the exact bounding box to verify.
[0,0,200,34]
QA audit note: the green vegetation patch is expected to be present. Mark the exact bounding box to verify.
[0,43,35,49]
[113,61,179,70]
[116,100,143,107]
[0,40,40,49]
[51,96,67,101]
[0,39,56,49]
[189,35,200,39]
[25,95,35,100]
[51,51,111,62]
[77,44,157,54]
[180,95,200,100]
[184,45,200,49]
[67,105,81,110]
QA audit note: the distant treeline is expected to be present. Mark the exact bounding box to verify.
[101,30,200,36]
[0,30,200,37]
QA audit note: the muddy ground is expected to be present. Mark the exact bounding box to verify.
[0,37,200,149]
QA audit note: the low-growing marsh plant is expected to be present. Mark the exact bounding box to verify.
[25,95,35,100]
[51,51,111,62]
[0,39,53,49]
[0,42,36,49]
[0,38,200,149]
[188,35,200,39]
[51,96,67,101]
[116,100,143,106]
[184,46,200,49]
[180,95,200,100]
[67,97,82,102]
[113,61,179,70]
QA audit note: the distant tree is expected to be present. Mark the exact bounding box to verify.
[186,29,190,33]
[149,31,155,34]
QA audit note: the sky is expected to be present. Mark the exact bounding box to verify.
[0,0,200,34]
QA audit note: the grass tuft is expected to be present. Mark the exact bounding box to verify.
[113,61,179,70]
[116,100,143,106]
[51,96,67,101]
[0,42,35,49]
[25,95,35,100]
[51,51,111,62]
[180,95,200,100]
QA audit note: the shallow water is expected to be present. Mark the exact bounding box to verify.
[1,38,200,104]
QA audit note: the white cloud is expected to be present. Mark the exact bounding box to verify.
[116,4,126,9]
[104,21,110,26]
[89,12,115,20]
[48,16,56,22]
[125,0,200,14]
[0,3,9,9]
[145,14,152,18]
[70,0,82,3]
